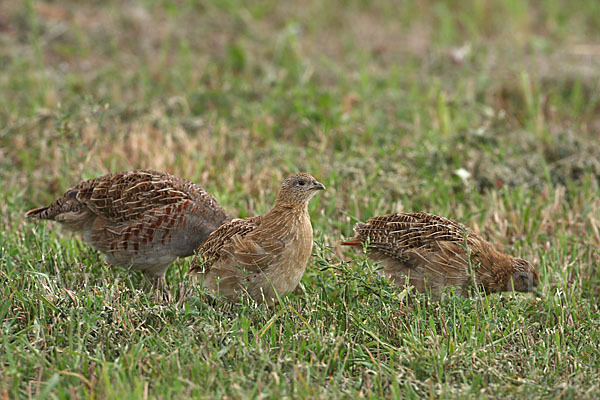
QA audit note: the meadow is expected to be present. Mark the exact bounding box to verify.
[1,0,600,398]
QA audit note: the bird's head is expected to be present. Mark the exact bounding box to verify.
[507,257,539,292]
[275,173,325,206]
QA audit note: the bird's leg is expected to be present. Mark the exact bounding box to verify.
[174,278,198,307]
[147,275,173,303]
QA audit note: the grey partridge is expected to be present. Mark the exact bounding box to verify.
[188,173,325,305]
[26,170,232,290]
[341,212,538,295]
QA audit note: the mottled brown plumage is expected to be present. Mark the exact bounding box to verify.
[26,170,232,286]
[341,212,538,295]
[189,173,325,305]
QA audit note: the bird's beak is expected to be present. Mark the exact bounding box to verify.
[312,181,326,191]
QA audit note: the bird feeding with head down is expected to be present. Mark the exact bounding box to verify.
[341,212,538,296]
[26,170,232,295]
[188,173,325,305]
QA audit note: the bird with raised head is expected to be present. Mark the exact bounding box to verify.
[341,212,538,296]
[25,170,232,295]
[188,173,325,305]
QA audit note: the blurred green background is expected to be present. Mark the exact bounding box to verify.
[1,1,599,398]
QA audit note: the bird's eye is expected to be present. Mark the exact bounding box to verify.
[298,180,306,186]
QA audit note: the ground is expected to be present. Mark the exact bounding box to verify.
[1,0,599,398]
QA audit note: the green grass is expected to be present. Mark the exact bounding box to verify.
[2,0,600,398]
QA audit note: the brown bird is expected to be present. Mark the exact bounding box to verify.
[188,173,325,305]
[341,212,538,295]
[26,170,232,292]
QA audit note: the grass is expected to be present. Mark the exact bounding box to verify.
[1,0,600,398]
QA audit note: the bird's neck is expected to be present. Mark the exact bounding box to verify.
[263,202,309,225]
[270,200,309,213]
[261,202,312,247]
[476,246,516,293]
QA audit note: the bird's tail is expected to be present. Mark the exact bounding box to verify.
[341,222,370,247]
[340,238,363,247]
[25,206,53,220]
[25,189,81,221]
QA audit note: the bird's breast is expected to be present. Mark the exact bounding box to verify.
[269,210,313,272]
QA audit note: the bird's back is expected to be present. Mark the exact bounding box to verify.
[27,170,227,223]
[353,212,472,256]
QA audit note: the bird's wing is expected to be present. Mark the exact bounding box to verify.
[188,216,265,273]
[374,212,467,246]
[352,212,474,260]
[228,226,285,271]
[72,170,224,223]
[91,199,223,258]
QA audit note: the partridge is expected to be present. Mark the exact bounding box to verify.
[341,212,538,295]
[188,173,325,305]
[26,170,232,289]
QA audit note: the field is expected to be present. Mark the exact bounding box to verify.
[2,0,600,398]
